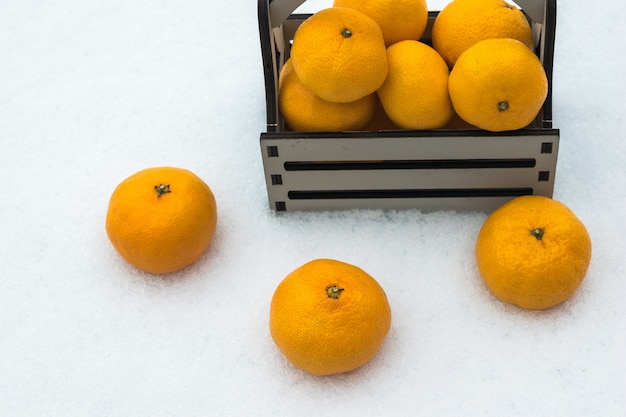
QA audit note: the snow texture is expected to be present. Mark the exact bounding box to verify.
[1,0,625,416]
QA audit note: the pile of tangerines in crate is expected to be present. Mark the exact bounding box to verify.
[280,0,547,133]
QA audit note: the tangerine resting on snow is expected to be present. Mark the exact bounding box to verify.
[475,196,592,310]
[106,166,218,274]
[269,259,392,376]
[289,7,388,103]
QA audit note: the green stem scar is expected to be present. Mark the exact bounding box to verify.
[326,285,345,299]
[498,101,509,112]
[341,28,352,38]
[530,228,545,240]
[154,184,171,198]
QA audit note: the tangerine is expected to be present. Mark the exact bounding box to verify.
[448,38,548,132]
[377,40,453,130]
[106,166,217,274]
[269,259,392,376]
[432,0,534,68]
[333,0,429,46]
[475,196,592,310]
[290,7,388,103]
[278,58,377,131]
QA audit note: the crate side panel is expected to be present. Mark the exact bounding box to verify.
[260,132,559,212]
[280,168,547,190]
[273,196,525,212]
[262,135,559,161]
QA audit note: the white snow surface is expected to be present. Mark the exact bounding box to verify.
[2,0,626,416]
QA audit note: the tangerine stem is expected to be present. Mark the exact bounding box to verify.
[155,184,171,198]
[498,101,509,112]
[530,228,544,240]
[341,28,352,38]
[326,285,344,299]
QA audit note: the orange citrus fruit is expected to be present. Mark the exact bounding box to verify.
[442,110,478,130]
[333,0,428,46]
[475,196,592,310]
[364,100,401,131]
[106,166,218,274]
[269,259,392,376]
[289,7,388,103]
[278,58,377,131]
[432,0,534,68]
[377,40,454,130]
[448,38,548,132]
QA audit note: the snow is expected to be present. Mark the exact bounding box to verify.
[2,0,626,415]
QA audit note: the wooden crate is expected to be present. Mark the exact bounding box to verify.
[258,0,559,212]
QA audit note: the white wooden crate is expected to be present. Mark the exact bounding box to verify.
[258,0,559,212]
